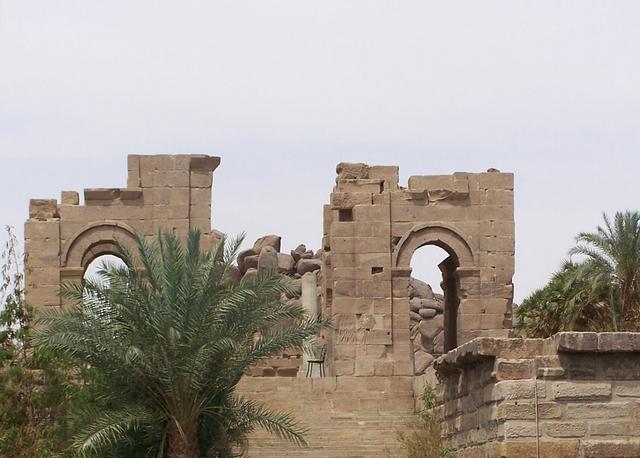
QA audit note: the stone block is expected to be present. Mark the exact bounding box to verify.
[25,285,60,307]
[598,332,640,352]
[120,188,142,200]
[352,205,388,221]
[589,421,633,436]
[336,179,383,194]
[364,329,392,345]
[60,191,79,205]
[373,361,393,376]
[479,235,515,252]
[553,382,611,400]
[565,402,629,419]
[330,192,372,209]
[84,188,120,201]
[579,439,640,457]
[554,332,599,352]
[477,172,514,190]
[504,421,537,438]
[29,199,58,219]
[336,162,369,179]
[615,383,640,398]
[25,220,60,240]
[368,165,399,190]
[545,421,587,438]
[190,170,213,187]
[189,204,211,219]
[328,360,353,378]
[190,156,220,172]
[497,401,561,420]
[355,358,375,376]
[151,170,190,187]
[489,380,543,401]
[357,280,391,298]
[499,441,578,457]
[495,358,534,380]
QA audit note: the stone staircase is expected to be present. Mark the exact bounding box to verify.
[237,376,420,457]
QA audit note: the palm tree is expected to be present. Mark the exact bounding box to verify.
[515,261,613,337]
[516,211,640,337]
[34,229,326,457]
[569,211,640,331]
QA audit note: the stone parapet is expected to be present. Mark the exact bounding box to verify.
[417,332,640,457]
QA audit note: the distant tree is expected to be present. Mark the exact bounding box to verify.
[35,229,327,457]
[516,211,640,337]
[0,226,73,457]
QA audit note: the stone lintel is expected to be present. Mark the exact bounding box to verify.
[554,332,640,353]
[190,156,221,172]
[84,188,120,201]
[120,188,143,200]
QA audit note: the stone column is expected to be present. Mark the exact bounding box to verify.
[298,272,321,377]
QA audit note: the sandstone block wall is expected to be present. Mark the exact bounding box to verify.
[416,332,640,457]
[25,154,221,309]
[322,163,515,378]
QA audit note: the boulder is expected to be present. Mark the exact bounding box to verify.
[301,250,314,260]
[410,311,422,322]
[409,297,423,312]
[291,244,307,263]
[313,249,323,259]
[243,255,259,271]
[258,246,279,271]
[297,259,321,275]
[433,331,444,355]
[277,253,296,275]
[237,248,255,274]
[419,314,444,340]
[422,298,443,312]
[409,277,434,299]
[227,265,242,285]
[413,351,435,375]
[253,235,282,253]
[241,268,257,282]
[419,308,437,319]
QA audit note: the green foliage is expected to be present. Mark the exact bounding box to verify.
[516,211,640,337]
[395,385,453,458]
[0,226,76,457]
[34,229,328,457]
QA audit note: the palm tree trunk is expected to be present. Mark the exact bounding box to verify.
[167,420,199,458]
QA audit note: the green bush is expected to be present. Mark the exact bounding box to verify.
[395,384,453,458]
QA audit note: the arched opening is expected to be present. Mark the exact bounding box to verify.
[83,254,127,286]
[408,243,462,375]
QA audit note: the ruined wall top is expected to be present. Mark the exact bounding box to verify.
[25,154,221,310]
[322,161,515,377]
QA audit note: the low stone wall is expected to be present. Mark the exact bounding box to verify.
[237,376,418,457]
[415,332,640,457]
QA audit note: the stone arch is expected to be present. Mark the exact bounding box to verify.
[62,221,138,271]
[393,224,478,353]
[393,223,474,270]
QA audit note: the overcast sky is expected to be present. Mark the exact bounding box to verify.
[1,1,639,302]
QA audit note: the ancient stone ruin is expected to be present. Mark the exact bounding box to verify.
[24,155,640,457]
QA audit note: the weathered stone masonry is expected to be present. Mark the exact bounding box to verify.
[322,163,515,378]
[24,155,640,457]
[416,332,640,457]
[25,155,221,309]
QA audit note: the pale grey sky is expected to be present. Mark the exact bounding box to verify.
[1,1,639,302]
